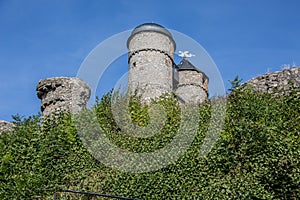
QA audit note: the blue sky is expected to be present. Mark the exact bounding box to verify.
[1,0,300,121]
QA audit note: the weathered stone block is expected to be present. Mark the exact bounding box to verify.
[0,120,15,134]
[36,77,91,117]
[245,67,300,95]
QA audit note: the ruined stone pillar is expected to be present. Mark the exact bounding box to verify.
[36,77,91,117]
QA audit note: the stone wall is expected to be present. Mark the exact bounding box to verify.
[36,77,91,117]
[175,70,208,104]
[245,67,300,95]
[128,50,173,102]
[127,26,175,103]
[0,120,15,134]
[128,31,175,55]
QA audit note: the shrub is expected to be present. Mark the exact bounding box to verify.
[0,89,299,199]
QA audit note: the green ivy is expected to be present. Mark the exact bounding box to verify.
[0,89,299,199]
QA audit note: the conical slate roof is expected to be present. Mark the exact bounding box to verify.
[176,58,209,80]
[177,58,200,72]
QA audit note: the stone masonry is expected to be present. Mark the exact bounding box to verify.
[127,23,176,103]
[175,58,208,104]
[127,23,208,104]
[0,120,15,134]
[36,77,91,117]
[4,23,300,127]
[245,67,300,95]
[5,23,300,122]
[34,23,209,118]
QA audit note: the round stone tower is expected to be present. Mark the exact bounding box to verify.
[175,58,209,104]
[127,23,176,102]
[36,77,91,117]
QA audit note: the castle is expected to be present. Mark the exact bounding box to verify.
[36,23,210,118]
[127,23,208,104]
[1,23,300,132]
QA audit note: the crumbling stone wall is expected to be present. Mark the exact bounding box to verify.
[245,67,300,95]
[0,120,15,134]
[36,77,91,117]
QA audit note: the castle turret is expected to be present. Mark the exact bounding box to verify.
[175,58,208,104]
[36,77,91,117]
[127,23,176,102]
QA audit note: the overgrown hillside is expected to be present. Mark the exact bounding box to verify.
[0,88,299,199]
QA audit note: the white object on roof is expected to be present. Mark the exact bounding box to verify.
[178,51,195,58]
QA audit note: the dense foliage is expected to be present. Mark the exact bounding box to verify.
[0,89,299,199]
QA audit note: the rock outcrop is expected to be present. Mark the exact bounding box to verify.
[0,120,15,134]
[245,67,300,95]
